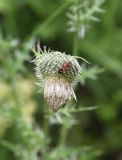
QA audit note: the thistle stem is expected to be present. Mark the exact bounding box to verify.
[57,101,73,148]
[73,33,79,56]
[72,0,79,56]
[58,124,68,147]
[43,106,50,136]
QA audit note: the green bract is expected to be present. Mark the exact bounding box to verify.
[33,47,81,111]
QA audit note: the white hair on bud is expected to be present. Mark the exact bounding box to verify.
[44,77,76,112]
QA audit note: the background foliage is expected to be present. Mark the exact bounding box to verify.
[0,0,122,160]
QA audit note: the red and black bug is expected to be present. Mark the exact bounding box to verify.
[58,61,72,74]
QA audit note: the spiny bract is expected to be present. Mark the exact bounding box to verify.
[33,46,81,112]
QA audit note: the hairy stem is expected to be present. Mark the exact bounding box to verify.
[43,105,50,137]
[72,0,79,56]
[58,124,68,147]
[73,33,79,56]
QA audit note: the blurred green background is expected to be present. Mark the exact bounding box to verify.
[0,0,122,160]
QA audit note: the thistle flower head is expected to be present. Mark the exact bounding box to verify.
[33,46,81,112]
